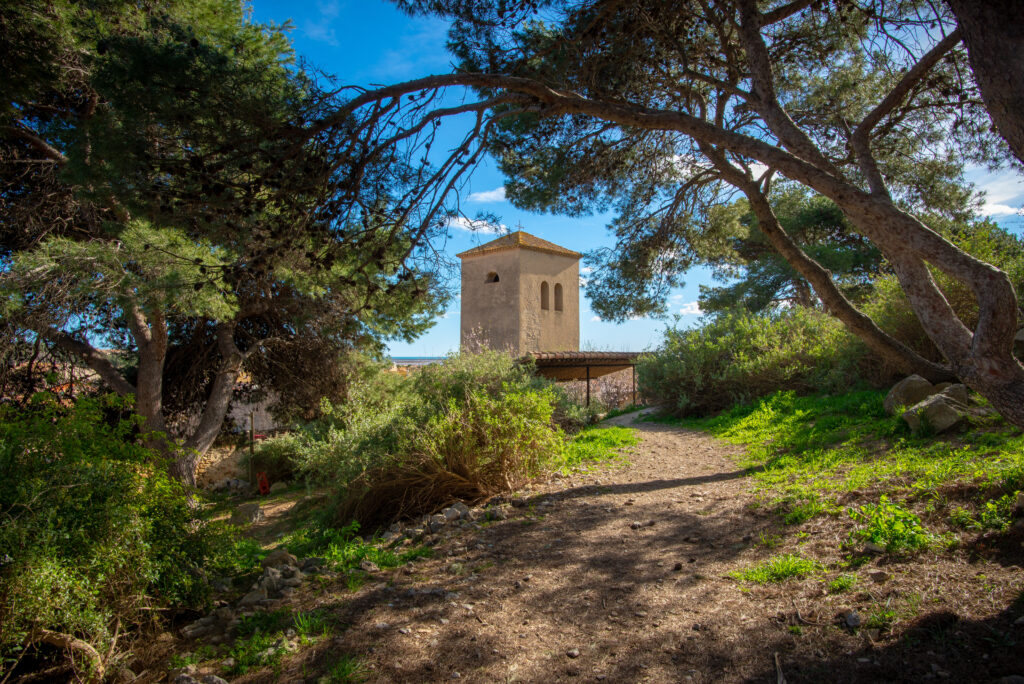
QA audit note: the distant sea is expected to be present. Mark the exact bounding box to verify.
[389,356,444,366]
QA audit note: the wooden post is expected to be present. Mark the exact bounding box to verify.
[586,365,591,406]
[249,410,255,486]
[632,364,637,407]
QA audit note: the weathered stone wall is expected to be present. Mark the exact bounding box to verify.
[460,249,522,353]
[518,250,579,353]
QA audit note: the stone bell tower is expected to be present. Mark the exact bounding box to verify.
[457,230,580,355]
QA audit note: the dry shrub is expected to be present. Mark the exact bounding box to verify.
[337,386,562,527]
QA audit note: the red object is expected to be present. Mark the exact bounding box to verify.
[257,471,270,496]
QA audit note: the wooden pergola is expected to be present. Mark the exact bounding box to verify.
[522,351,641,406]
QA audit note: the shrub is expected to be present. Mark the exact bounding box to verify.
[639,308,873,416]
[0,394,225,676]
[258,351,600,487]
[338,385,565,526]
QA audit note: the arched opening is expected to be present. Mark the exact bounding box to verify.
[554,283,564,311]
[485,272,499,283]
[541,281,550,309]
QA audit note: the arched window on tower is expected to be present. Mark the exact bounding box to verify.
[554,283,564,311]
[541,281,550,309]
[485,272,499,283]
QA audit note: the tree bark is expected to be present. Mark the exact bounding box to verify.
[712,157,956,382]
[947,0,1024,165]
[176,322,248,485]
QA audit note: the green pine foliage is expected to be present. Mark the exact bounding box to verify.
[0,394,231,667]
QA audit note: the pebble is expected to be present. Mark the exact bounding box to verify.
[843,610,862,629]
[566,648,580,658]
[672,562,684,571]
[398,627,411,634]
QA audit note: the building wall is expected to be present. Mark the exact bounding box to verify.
[518,250,579,353]
[460,248,579,354]
[460,250,521,352]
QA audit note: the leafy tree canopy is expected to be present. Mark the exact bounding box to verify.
[1,0,447,480]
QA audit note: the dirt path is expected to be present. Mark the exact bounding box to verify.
[259,413,823,683]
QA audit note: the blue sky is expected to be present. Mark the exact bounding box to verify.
[251,0,1024,357]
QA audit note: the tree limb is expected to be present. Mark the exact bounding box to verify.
[43,328,136,396]
[7,124,68,164]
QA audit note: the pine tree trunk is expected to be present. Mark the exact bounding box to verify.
[947,0,1024,165]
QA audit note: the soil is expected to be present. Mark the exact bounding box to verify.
[204,412,1024,683]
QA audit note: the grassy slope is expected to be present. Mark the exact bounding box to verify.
[657,389,1024,536]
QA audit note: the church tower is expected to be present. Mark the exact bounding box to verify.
[456,231,580,355]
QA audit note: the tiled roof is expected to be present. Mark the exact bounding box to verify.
[524,351,641,364]
[456,230,581,259]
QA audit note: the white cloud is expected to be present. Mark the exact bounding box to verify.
[589,315,602,322]
[446,216,507,234]
[678,301,702,315]
[749,162,769,179]
[980,203,1021,217]
[669,293,684,302]
[468,186,506,203]
[969,166,1024,218]
[580,266,593,275]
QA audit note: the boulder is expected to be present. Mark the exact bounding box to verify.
[301,557,325,573]
[261,548,298,569]
[452,501,471,518]
[230,503,264,526]
[428,514,447,533]
[883,375,935,415]
[268,481,289,494]
[441,506,461,522]
[237,586,267,607]
[936,383,970,406]
[902,395,967,434]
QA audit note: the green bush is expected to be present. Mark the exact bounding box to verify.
[639,308,872,416]
[0,394,226,672]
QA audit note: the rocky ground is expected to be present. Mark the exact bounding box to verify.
[168,411,1024,684]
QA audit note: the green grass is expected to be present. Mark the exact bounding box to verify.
[549,425,638,473]
[602,405,644,421]
[731,554,824,584]
[278,520,432,574]
[827,573,857,593]
[323,653,370,683]
[227,631,288,675]
[865,607,897,631]
[236,609,292,638]
[655,390,1024,529]
[294,610,332,643]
